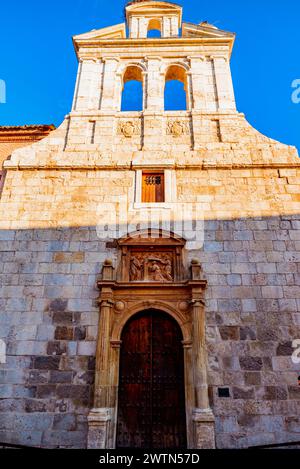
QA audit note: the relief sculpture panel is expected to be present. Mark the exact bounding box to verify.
[129,252,174,282]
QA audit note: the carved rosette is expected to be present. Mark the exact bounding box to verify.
[117,120,141,138]
[166,120,190,137]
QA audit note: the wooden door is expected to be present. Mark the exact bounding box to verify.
[142,172,165,203]
[116,310,187,449]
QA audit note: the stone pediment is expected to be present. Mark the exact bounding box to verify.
[126,1,182,19]
[182,21,235,40]
[73,23,126,41]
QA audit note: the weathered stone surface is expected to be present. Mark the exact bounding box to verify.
[244,372,261,386]
[260,386,288,401]
[219,326,239,341]
[55,326,74,341]
[53,414,77,431]
[276,342,294,356]
[288,387,300,400]
[240,326,257,341]
[239,357,263,371]
[33,357,60,371]
[47,341,68,356]
[49,371,73,384]
[233,387,255,400]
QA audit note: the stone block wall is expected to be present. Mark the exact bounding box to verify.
[0,227,105,448]
[0,162,300,448]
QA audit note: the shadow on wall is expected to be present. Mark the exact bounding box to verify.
[0,215,300,448]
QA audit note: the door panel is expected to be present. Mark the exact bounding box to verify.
[116,310,186,449]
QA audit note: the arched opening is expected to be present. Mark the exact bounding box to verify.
[147,18,162,38]
[116,309,187,449]
[121,66,143,112]
[164,65,188,111]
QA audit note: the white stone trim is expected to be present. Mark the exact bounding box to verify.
[133,168,176,207]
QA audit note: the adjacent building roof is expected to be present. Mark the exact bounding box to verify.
[0,125,55,166]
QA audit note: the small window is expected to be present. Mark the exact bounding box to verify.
[218,387,230,398]
[142,172,165,203]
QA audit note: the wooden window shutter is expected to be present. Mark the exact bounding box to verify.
[142,172,165,203]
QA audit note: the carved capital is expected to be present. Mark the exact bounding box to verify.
[102,57,120,63]
[99,299,114,308]
[210,55,228,62]
[191,299,205,308]
[188,55,206,62]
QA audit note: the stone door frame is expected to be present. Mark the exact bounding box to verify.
[87,231,215,449]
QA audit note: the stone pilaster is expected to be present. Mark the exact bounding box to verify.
[130,16,148,38]
[88,408,112,449]
[189,56,207,110]
[212,55,236,111]
[88,260,115,449]
[145,57,164,111]
[100,58,120,111]
[73,59,102,111]
[98,58,119,146]
[190,260,215,449]
[143,57,164,149]
[162,16,171,37]
[170,16,179,37]
[192,409,216,449]
[189,56,207,149]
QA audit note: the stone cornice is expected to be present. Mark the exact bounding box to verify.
[4,162,300,171]
[74,37,234,58]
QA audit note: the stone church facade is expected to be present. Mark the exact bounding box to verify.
[0,0,300,449]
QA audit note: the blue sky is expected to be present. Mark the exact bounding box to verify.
[0,0,299,151]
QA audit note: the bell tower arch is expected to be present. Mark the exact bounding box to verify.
[126,1,182,38]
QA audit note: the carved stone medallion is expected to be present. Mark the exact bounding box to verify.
[167,120,190,137]
[118,120,141,138]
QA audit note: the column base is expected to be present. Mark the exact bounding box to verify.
[87,408,112,449]
[192,408,216,449]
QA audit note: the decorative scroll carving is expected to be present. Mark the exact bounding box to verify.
[118,120,141,138]
[129,252,174,282]
[166,120,190,137]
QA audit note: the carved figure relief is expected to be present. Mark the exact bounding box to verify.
[130,256,143,281]
[129,252,174,282]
